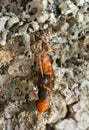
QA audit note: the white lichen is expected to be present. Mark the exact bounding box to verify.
[0,16,9,45]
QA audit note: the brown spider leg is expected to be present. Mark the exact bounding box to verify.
[50,43,64,67]
[38,53,43,77]
[41,85,51,92]
[50,74,54,90]
[59,44,64,67]
[32,40,42,64]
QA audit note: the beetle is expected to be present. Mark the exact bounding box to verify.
[36,50,54,115]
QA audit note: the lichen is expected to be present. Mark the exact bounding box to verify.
[0,0,89,130]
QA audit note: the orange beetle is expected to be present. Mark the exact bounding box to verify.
[36,50,54,115]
